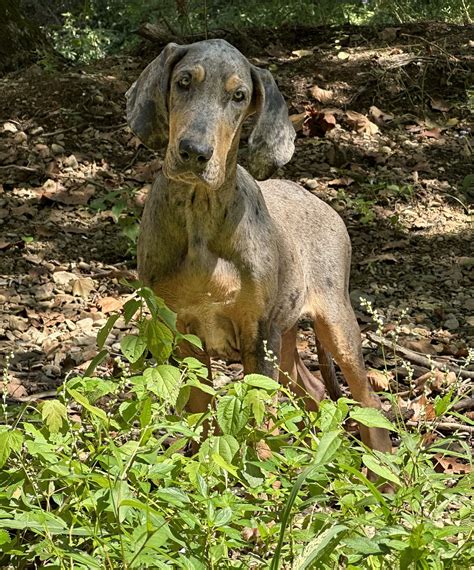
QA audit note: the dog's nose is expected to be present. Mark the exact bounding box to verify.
[179,139,214,164]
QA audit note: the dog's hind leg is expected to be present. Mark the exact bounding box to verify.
[279,325,326,406]
[315,338,343,401]
[313,299,392,454]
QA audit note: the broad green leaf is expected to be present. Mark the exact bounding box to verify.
[0,430,23,468]
[67,388,108,422]
[144,365,181,405]
[123,298,141,323]
[362,454,402,486]
[217,395,250,435]
[349,407,396,431]
[199,435,239,466]
[41,400,67,433]
[180,333,202,349]
[154,487,190,506]
[314,429,342,466]
[140,396,152,428]
[120,334,147,363]
[211,453,239,478]
[0,529,10,546]
[146,319,174,362]
[244,374,280,391]
[245,389,266,425]
[97,313,120,348]
[292,525,348,569]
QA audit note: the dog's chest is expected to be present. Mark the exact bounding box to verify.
[155,246,244,359]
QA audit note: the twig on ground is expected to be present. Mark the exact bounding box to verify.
[367,332,474,379]
[406,420,474,435]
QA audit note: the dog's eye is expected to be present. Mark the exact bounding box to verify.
[232,89,246,103]
[177,75,191,89]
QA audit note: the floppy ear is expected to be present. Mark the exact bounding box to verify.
[247,66,296,180]
[126,42,188,149]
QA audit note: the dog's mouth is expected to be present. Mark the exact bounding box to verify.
[163,152,223,188]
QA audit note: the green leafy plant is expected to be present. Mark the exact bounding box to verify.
[1,285,472,568]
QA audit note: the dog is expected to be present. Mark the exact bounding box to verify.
[126,39,392,455]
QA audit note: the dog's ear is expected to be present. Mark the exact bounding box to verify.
[126,43,187,150]
[247,66,296,180]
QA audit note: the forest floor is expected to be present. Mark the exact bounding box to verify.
[0,22,473,441]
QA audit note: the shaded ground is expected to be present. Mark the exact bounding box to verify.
[0,23,472,431]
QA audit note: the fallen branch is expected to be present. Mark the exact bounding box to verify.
[366,332,474,379]
[453,397,474,412]
[407,420,474,435]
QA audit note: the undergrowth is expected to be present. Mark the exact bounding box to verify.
[0,285,473,568]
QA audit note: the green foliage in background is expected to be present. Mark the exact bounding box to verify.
[29,0,473,63]
[1,285,473,568]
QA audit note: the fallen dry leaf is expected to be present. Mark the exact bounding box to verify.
[378,27,400,41]
[367,368,391,390]
[345,110,379,135]
[410,394,436,422]
[369,105,394,124]
[292,49,313,58]
[433,454,471,474]
[98,296,125,314]
[40,179,95,205]
[420,128,443,140]
[303,108,336,137]
[360,253,397,265]
[402,338,438,356]
[327,177,354,187]
[72,277,95,299]
[310,85,334,104]
[430,98,451,112]
[289,112,306,132]
[5,377,28,399]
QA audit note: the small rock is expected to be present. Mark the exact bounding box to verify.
[3,122,18,133]
[77,317,94,330]
[8,315,29,331]
[51,143,65,155]
[444,315,459,330]
[464,298,474,311]
[13,131,28,144]
[30,126,44,136]
[64,154,79,169]
[305,179,319,190]
[35,283,54,301]
[35,143,50,159]
[52,270,76,288]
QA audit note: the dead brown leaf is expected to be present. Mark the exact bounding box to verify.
[345,110,379,135]
[5,377,28,399]
[430,98,451,112]
[378,27,400,41]
[72,277,95,299]
[402,338,438,356]
[367,368,391,390]
[360,253,397,265]
[433,453,471,474]
[303,107,336,137]
[98,296,125,314]
[289,112,306,132]
[411,395,436,422]
[40,179,95,205]
[327,177,354,187]
[420,128,443,140]
[369,105,394,125]
[310,85,334,104]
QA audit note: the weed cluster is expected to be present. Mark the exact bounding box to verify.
[1,286,472,568]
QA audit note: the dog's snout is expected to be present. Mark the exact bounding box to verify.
[179,139,214,164]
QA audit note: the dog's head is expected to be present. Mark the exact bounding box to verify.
[126,39,295,188]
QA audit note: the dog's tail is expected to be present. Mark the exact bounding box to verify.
[315,338,343,400]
